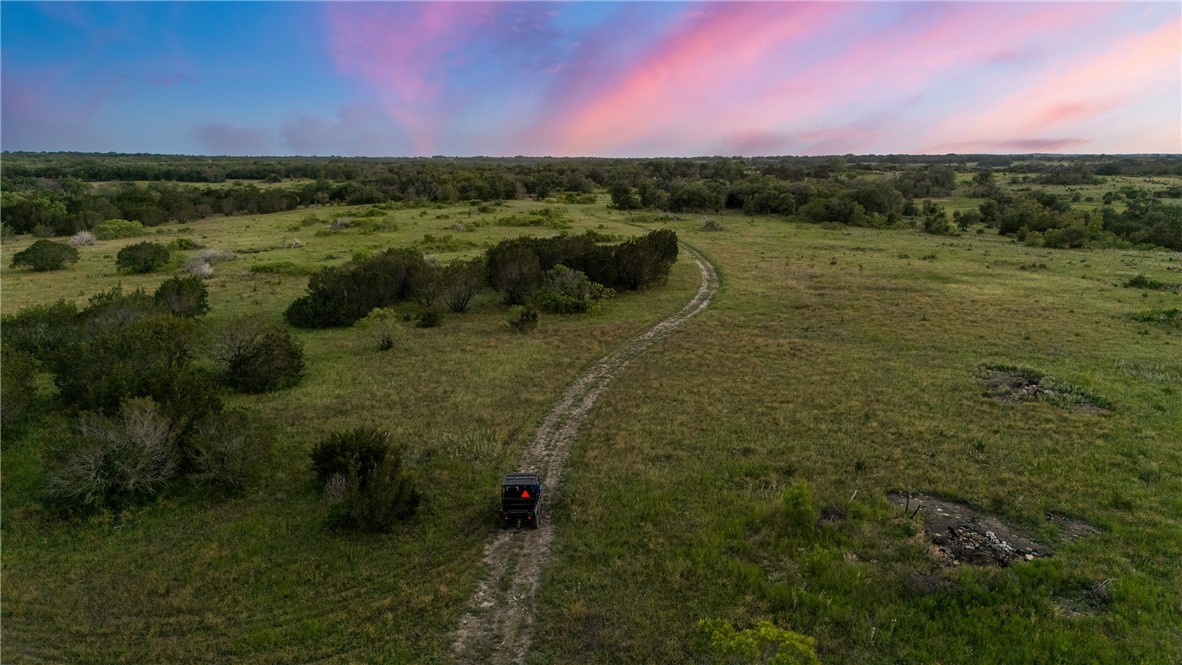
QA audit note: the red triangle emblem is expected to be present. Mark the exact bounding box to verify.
[521,490,531,499]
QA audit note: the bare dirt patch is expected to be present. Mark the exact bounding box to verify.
[888,492,1098,568]
[450,247,719,665]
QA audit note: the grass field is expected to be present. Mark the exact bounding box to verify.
[2,195,1180,663]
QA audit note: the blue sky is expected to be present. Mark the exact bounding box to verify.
[3,2,1179,156]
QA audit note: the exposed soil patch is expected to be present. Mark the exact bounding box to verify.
[888,493,1098,568]
[450,247,719,665]
[978,364,1111,413]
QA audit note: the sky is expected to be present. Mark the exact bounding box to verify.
[1,1,1179,157]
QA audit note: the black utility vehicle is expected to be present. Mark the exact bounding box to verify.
[501,472,542,529]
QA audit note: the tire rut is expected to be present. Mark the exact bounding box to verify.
[450,246,719,664]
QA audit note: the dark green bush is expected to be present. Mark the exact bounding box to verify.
[285,248,428,328]
[45,398,179,511]
[316,433,421,533]
[215,321,305,393]
[487,240,543,305]
[1,299,81,360]
[187,410,271,491]
[1,349,38,435]
[311,427,391,485]
[116,241,171,273]
[415,309,443,328]
[441,257,486,313]
[508,305,539,333]
[154,275,209,318]
[11,239,80,271]
[533,265,613,314]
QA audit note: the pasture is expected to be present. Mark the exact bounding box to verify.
[2,191,1180,663]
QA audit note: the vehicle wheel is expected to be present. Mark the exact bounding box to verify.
[529,513,539,529]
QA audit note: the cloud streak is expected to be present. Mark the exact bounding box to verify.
[3,1,1178,156]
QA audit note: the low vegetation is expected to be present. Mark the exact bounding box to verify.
[2,154,1180,663]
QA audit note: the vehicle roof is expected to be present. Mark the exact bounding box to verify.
[502,472,541,485]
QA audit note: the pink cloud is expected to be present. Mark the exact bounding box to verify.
[924,20,1181,153]
[535,3,848,155]
[325,2,501,154]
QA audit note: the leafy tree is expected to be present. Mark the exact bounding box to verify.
[487,240,543,305]
[441,257,487,313]
[10,239,80,271]
[609,182,640,210]
[922,200,953,235]
[153,276,209,318]
[214,321,305,393]
[116,241,171,273]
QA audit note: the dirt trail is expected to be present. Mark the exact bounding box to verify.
[450,246,719,664]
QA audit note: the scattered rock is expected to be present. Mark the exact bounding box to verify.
[888,492,1099,568]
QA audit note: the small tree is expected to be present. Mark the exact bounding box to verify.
[45,398,179,511]
[441,257,486,313]
[11,239,80,271]
[312,428,421,532]
[488,241,543,305]
[154,275,210,318]
[214,320,305,393]
[116,241,171,273]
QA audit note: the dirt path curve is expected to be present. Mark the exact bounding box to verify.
[450,246,719,664]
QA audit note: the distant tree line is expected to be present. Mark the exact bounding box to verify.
[4,153,1181,249]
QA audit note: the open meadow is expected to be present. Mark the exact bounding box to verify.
[3,173,1181,663]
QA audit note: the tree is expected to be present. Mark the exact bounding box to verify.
[214,320,305,394]
[609,182,640,210]
[10,239,80,272]
[116,241,171,273]
[441,257,487,313]
[153,276,209,318]
[487,241,543,305]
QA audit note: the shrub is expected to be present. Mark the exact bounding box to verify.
[693,618,819,665]
[313,431,421,533]
[412,262,443,307]
[116,241,171,273]
[93,219,147,240]
[1124,274,1177,291]
[154,275,210,318]
[311,427,391,485]
[11,239,80,271]
[441,257,487,313]
[45,398,179,511]
[49,313,221,426]
[701,219,725,232]
[1,349,38,435]
[81,285,159,333]
[1,299,81,360]
[415,309,443,328]
[186,261,215,279]
[487,240,544,305]
[187,411,270,490]
[508,305,539,333]
[533,265,613,314]
[285,248,428,328]
[214,321,305,393]
[69,231,97,247]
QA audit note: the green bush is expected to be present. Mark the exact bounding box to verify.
[93,219,147,240]
[116,241,171,274]
[285,248,428,328]
[154,276,209,318]
[311,427,392,485]
[214,321,304,394]
[1,349,38,435]
[415,309,443,328]
[1,299,81,360]
[533,265,613,314]
[508,305,539,333]
[10,239,80,271]
[314,432,421,533]
[441,257,487,313]
[693,618,819,665]
[45,398,179,512]
[187,411,270,491]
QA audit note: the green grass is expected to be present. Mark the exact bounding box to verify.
[3,199,1181,663]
